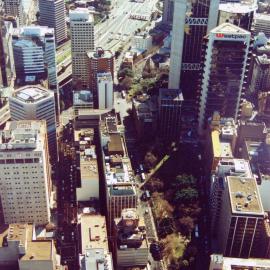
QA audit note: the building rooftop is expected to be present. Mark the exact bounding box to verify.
[211,22,251,35]
[255,12,270,21]
[210,254,270,270]
[219,0,257,14]
[13,26,54,38]
[80,214,108,254]
[73,90,93,106]
[227,176,264,215]
[80,248,113,270]
[109,184,136,196]
[70,8,94,22]
[159,88,183,101]
[97,72,113,82]
[0,224,53,261]
[12,85,53,103]
[74,128,98,180]
[212,130,233,158]
[0,120,46,151]
[87,48,114,59]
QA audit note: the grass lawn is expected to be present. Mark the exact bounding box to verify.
[57,49,71,65]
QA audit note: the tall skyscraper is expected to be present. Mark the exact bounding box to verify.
[162,0,174,26]
[39,0,67,45]
[249,54,270,93]
[87,48,114,106]
[9,86,58,161]
[70,8,95,88]
[158,88,183,142]
[0,120,51,225]
[198,23,251,133]
[0,18,15,87]
[218,0,257,32]
[4,0,24,26]
[97,72,113,110]
[169,0,219,99]
[12,26,58,90]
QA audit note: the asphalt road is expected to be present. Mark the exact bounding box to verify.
[57,0,159,83]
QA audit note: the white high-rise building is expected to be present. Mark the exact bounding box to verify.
[198,23,251,133]
[12,26,58,92]
[9,85,58,161]
[70,8,95,88]
[0,120,51,225]
[39,0,67,45]
[4,0,24,26]
[255,13,270,38]
[97,72,113,109]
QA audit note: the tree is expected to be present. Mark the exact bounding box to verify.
[174,187,199,204]
[120,77,132,90]
[145,177,164,192]
[144,151,158,169]
[118,68,134,78]
[162,234,186,263]
[151,193,174,220]
[172,174,197,189]
[176,203,201,220]
[178,216,195,236]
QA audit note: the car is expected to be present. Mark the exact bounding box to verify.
[145,209,149,214]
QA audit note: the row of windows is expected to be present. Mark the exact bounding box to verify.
[0,158,40,164]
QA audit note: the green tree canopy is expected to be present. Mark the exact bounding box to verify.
[174,187,198,204]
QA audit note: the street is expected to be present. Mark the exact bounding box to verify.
[56,0,159,84]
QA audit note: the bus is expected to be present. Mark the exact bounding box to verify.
[145,190,150,199]
[141,172,146,182]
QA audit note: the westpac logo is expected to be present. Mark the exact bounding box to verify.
[215,33,246,39]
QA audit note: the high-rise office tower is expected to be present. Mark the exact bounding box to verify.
[249,54,270,93]
[12,26,58,90]
[217,176,270,258]
[87,48,114,106]
[4,0,24,26]
[39,0,67,45]
[169,0,219,99]
[12,26,59,115]
[0,18,15,87]
[70,8,95,88]
[97,72,113,109]
[9,86,58,161]
[162,0,174,26]
[0,120,51,225]
[218,0,257,32]
[254,13,270,38]
[158,88,183,142]
[198,23,251,133]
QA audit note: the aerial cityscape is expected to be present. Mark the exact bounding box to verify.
[1,0,270,269]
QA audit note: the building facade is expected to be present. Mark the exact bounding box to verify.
[158,88,183,142]
[39,0,67,45]
[70,8,95,88]
[12,26,58,94]
[9,86,58,161]
[87,48,114,106]
[217,176,270,258]
[97,72,113,110]
[0,19,15,87]
[4,0,24,26]
[249,54,270,93]
[168,0,219,100]
[198,23,251,133]
[255,13,270,38]
[218,0,257,31]
[162,0,174,26]
[0,121,51,225]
